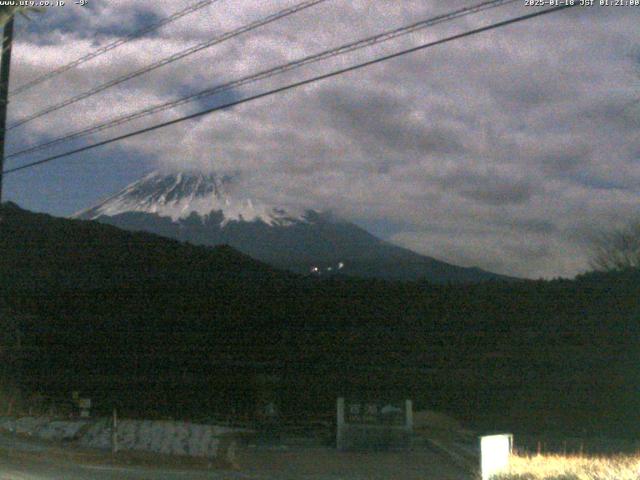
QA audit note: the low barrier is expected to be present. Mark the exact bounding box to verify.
[0,416,250,459]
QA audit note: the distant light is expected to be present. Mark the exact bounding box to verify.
[311,266,319,273]
[338,262,344,269]
[327,267,333,272]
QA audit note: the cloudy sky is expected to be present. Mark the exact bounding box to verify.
[3,0,639,279]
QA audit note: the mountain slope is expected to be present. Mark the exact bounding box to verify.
[76,171,511,283]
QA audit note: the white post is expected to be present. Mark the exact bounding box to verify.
[404,400,413,432]
[336,397,345,450]
[111,408,118,454]
[480,434,513,480]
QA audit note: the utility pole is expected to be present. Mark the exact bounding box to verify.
[0,17,14,203]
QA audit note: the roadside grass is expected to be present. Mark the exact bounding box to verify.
[491,452,640,480]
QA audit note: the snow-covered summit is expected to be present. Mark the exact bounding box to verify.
[71,171,510,283]
[73,171,305,226]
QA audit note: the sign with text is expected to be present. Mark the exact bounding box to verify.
[337,397,413,450]
[344,400,406,426]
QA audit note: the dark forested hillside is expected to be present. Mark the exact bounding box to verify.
[1,202,638,437]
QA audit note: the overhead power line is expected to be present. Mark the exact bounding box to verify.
[10,0,220,97]
[6,0,327,131]
[2,4,578,177]
[7,0,518,160]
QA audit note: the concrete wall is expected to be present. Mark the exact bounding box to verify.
[0,416,249,458]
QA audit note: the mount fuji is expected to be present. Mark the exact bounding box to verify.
[75,171,509,283]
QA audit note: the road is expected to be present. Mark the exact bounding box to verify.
[0,459,262,480]
[0,432,472,479]
[0,433,260,480]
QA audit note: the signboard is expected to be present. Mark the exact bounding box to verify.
[344,400,406,426]
[337,397,413,451]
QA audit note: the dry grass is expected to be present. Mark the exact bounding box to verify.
[492,452,640,480]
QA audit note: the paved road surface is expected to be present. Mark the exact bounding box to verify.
[0,433,254,480]
[0,432,472,479]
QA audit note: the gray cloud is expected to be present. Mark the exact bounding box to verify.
[438,172,536,206]
[7,1,640,279]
